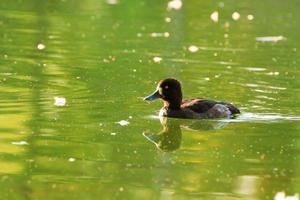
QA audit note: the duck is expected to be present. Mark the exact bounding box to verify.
[143,78,240,119]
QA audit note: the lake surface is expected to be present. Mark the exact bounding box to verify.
[0,0,300,199]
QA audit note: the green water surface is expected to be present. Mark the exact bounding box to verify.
[0,0,300,199]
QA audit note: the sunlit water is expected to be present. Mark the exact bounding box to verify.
[0,0,300,199]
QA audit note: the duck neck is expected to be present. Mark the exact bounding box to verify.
[164,99,181,110]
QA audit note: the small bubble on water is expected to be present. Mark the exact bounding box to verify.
[167,0,182,11]
[54,96,66,107]
[210,11,219,22]
[116,120,130,126]
[188,45,199,53]
[111,132,117,136]
[106,0,118,5]
[247,14,254,20]
[119,187,124,192]
[68,158,76,162]
[165,17,172,23]
[232,12,240,20]
[37,43,46,50]
[153,56,162,63]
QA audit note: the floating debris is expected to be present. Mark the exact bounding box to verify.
[245,67,267,72]
[68,158,76,162]
[210,11,219,22]
[266,71,280,76]
[116,120,130,126]
[165,17,172,23]
[11,141,29,145]
[274,192,299,200]
[106,0,118,5]
[256,36,286,42]
[247,14,254,20]
[167,0,182,10]
[151,32,170,38]
[153,56,162,63]
[54,96,66,107]
[232,12,240,20]
[188,45,199,53]
[111,132,117,136]
[37,43,46,50]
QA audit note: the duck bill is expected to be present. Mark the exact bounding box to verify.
[143,90,161,101]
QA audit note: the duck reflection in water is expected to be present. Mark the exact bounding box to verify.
[143,116,229,152]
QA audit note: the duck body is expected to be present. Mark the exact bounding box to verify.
[144,78,240,119]
[160,98,239,119]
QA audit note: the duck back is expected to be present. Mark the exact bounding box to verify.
[181,99,240,115]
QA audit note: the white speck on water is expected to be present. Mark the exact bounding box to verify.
[232,12,240,20]
[54,96,66,107]
[266,71,280,76]
[274,191,299,200]
[204,77,210,81]
[247,14,254,20]
[133,69,137,72]
[68,157,76,162]
[151,32,170,38]
[224,33,229,38]
[119,187,124,192]
[245,67,267,72]
[256,36,286,42]
[11,141,29,145]
[4,54,8,59]
[153,56,162,63]
[129,116,133,119]
[188,45,199,53]
[111,132,117,136]
[167,0,182,10]
[116,120,130,126]
[210,11,219,22]
[137,33,142,37]
[106,0,118,5]
[165,17,172,23]
[37,43,46,50]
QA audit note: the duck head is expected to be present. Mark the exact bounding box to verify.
[144,78,183,109]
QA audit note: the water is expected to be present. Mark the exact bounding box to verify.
[0,0,300,199]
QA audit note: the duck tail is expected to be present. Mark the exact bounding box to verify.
[219,102,240,114]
